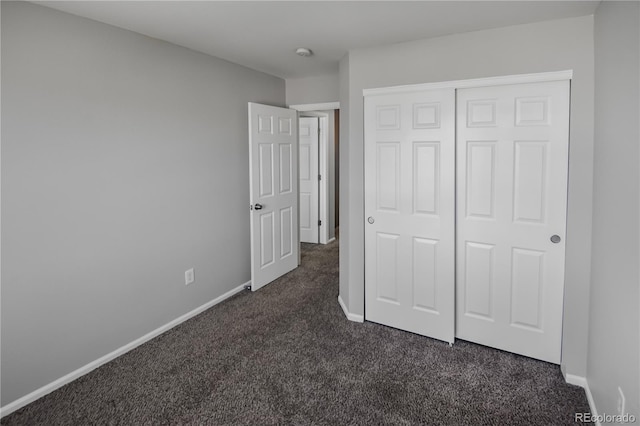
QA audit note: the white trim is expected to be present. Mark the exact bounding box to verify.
[338,295,364,323]
[0,282,249,418]
[289,102,340,112]
[326,237,336,244]
[564,373,587,388]
[363,70,573,97]
[564,374,600,426]
[319,115,330,244]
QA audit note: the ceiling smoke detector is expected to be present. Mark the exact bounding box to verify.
[295,47,313,57]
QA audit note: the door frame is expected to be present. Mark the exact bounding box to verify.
[290,102,340,245]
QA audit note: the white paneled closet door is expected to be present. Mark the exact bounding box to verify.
[364,89,456,344]
[455,81,570,363]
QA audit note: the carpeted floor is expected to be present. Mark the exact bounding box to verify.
[2,240,591,425]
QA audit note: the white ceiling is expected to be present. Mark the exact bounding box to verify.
[35,1,600,80]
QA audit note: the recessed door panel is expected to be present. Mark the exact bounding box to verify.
[376,233,400,303]
[376,105,401,130]
[259,212,275,268]
[516,97,550,126]
[412,237,438,312]
[300,145,311,181]
[510,248,544,331]
[259,144,274,198]
[258,115,273,134]
[464,242,494,320]
[513,141,548,224]
[466,142,496,219]
[300,193,312,230]
[280,207,293,259]
[279,144,293,195]
[278,117,292,135]
[377,143,400,211]
[413,143,439,215]
[413,103,441,129]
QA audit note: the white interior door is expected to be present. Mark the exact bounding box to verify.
[455,81,570,363]
[248,103,299,291]
[364,88,456,343]
[299,117,319,243]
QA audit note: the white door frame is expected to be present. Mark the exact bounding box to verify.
[291,103,340,245]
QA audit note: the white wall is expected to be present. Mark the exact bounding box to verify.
[286,73,339,106]
[338,16,595,378]
[1,2,285,406]
[589,1,639,418]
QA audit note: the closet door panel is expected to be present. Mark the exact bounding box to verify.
[455,81,570,364]
[364,89,455,343]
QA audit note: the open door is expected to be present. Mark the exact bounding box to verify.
[299,117,320,243]
[248,103,299,291]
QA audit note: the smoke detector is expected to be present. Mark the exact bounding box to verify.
[295,47,313,57]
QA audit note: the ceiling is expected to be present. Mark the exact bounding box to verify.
[35,1,600,80]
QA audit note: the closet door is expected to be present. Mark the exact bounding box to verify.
[455,81,570,363]
[364,89,455,343]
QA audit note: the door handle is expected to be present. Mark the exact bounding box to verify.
[367,217,375,224]
[550,235,561,243]
[254,203,264,210]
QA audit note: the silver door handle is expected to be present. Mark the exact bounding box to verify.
[367,217,375,224]
[550,235,561,243]
[254,203,263,210]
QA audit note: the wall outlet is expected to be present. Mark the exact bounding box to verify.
[185,268,195,286]
[617,386,626,415]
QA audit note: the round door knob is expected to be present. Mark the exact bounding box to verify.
[367,217,375,224]
[254,203,263,210]
[550,235,561,243]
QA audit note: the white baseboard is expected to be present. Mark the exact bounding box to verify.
[565,373,587,387]
[0,282,249,418]
[326,237,336,244]
[564,374,600,426]
[337,295,364,323]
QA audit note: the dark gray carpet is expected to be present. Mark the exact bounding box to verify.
[2,240,591,425]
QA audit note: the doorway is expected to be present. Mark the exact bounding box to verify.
[296,108,339,245]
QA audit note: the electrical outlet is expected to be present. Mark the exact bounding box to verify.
[617,386,626,415]
[185,268,195,285]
